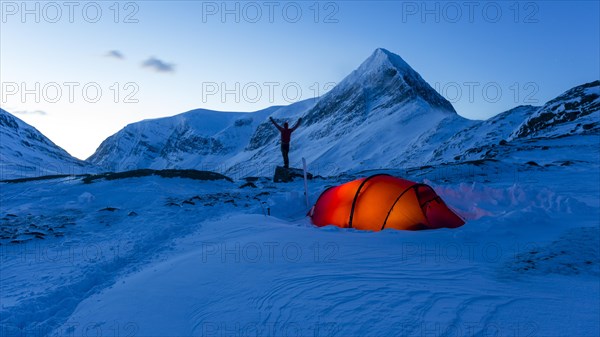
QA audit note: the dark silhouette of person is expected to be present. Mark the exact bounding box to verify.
[270,117,302,169]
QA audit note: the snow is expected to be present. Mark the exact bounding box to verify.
[81,67,595,179]
[1,49,598,336]
[86,100,318,174]
[85,48,466,176]
[510,81,599,140]
[1,144,598,336]
[0,109,94,180]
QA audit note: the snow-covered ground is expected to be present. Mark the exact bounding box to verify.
[1,134,598,336]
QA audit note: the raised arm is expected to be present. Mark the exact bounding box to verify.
[269,117,283,131]
[291,117,302,131]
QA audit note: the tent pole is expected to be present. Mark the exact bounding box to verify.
[302,157,310,209]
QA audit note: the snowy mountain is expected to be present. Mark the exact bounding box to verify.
[87,100,317,173]
[429,81,600,164]
[89,48,473,175]
[0,109,93,180]
[92,51,599,176]
[511,80,600,139]
[5,50,598,180]
[234,48,472,175]
[431,105,539,163]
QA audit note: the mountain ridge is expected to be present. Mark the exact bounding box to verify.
[2,49,598,179]
[86,48,467,175]
[85,74,598,175]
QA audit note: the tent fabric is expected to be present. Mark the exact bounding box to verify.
[310,174,465,231]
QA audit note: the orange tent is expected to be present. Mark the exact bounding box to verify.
[310,174,464,231]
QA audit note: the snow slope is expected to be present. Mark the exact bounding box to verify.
[87,100,317,175]
[0,109,94,180]
[431,105,539,163]
[1,139,598,336]
[430,81,600,164]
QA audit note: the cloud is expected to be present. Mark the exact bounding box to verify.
[13,110,48,116]
[106,50,125,60]
[142,57,175,73]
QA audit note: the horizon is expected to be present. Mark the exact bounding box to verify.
[1,1,599,159]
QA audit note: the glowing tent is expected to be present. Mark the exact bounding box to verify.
[310,174,465,231]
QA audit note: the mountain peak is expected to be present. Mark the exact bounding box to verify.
[358,48,412,75]
[332,48,457,114]
[374,48,410,66]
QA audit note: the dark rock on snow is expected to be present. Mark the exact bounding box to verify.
[273,166,313,183]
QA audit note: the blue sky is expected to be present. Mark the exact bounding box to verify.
[1,1,598,159]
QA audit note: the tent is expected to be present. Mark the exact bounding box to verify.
[309,174,465,231]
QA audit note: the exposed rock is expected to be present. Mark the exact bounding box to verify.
[273,166,313,183]
[82,169,232,184]
[512,81,600,139]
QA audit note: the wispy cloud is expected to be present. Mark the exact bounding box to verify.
[142,57,175,73]
[106,50,125,60]
[13,110,48,116]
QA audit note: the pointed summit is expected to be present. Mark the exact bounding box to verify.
[302,48,456,127]
[357,48,412,74]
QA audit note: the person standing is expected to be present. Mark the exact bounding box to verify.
[269,117,302,168]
